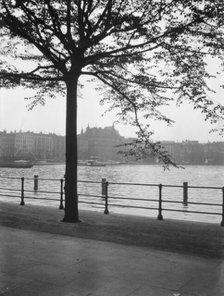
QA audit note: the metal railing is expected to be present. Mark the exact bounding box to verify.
[0,175,223,226]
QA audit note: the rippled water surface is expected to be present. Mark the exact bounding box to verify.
[0,164,223,224]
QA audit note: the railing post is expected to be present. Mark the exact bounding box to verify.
[20,177,25,206]
[183,182,188,206]
[221,187,224,227]
[104,181,109,214]
[157,184,163,220]
[59,178,64,210]
[34,175,38,191]
[102,178,107,197]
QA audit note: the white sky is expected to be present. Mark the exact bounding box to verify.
[0,76,223,143]
[1,6,224,144]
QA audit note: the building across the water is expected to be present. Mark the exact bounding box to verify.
[0,126,128,162]
[77,125,127,161]
[0,128,224,165]
[0,131,65,161]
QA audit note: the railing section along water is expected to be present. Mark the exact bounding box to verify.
[0,175,223,226]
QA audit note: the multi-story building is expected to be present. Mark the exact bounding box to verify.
[77,131,88,160]
[52,134,65,161]
[0,129,224,165]
[14,132,35,159]
[0,131,65,161]
[204,142,224,165]
[34,132,54,160]
[0,131,15,159]
[77,125,126,161]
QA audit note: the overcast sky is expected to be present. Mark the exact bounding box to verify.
[0,74,223,143]
[1,5,224,144]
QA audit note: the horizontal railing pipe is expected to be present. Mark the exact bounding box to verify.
[0,175,223,225]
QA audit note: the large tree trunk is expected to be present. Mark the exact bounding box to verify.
[63,74,80,222]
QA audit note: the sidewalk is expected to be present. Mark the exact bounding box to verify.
[0,201,224,295]
[0,201,223,258]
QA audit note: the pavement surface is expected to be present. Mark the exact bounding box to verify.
[0,200,224,295]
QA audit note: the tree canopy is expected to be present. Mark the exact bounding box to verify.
[0,0,224,221]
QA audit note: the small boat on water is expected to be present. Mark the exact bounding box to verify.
[78,157,106,167]
[34,161,65,166]
[86,160,106,167]
[0,160,33,168]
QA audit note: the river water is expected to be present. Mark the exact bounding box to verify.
[0,164,223,224]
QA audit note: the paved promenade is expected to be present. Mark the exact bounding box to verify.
[0,201,224,295]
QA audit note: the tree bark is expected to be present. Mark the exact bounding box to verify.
[63,74,80,222]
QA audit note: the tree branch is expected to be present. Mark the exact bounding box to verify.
[0,71,63,82]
